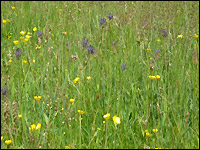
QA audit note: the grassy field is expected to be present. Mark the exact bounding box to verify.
[1,1,199,149]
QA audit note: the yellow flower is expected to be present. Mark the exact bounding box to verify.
[149,76,156,80]
[103,113,111,120]
[1,136,3,141]
[32,59,35,63]
[70,99,75,103]
[97,128,101,131]
[20,31,26,35]
[194,34,198,39]
[11,6,15,10]
[23,60,28,64]
[112,115,121,125]
[18,114,22,118]
[36,123,41,130]
[61,107,64,111]
[23,38,29,42]
[9,60,12,63]
[78,110,85,115]
[63,32,67,35]
[8,36,12,39]
[63,132,66,135]
[7,19,11,22]
[3,19,6,24]
[153,128,158,133]
[155,148,161,149]
[145,130,148,133]
[156,75,160,79]
[33,27,37,31]
[20,36,24,40]
[87,76,91,80]
[177,34,183,39]
[150,57,153,60]
[5,140,12,145]
[27,32,31,35]
[34,96,41,101]
[157,39,161,42]
[146,48,151,52]
[29,124,36,131]
[13,40,19,45]
[73,77,80,83]
[103,121,106,124]
[145,132,150,136]
[25,34,31,39]
[65,145,71,149]
[15,13,18,16]
[36,45,41,50]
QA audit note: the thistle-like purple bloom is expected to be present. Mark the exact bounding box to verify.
[100,18,106,26]
[88,45,96,54]
[82,37,88,48]
[1,88,8,95]
[107,14,113,20]
[121,64,127,71]
[16,48,21,58]
[38,31,43,37]
[162,29,168,37]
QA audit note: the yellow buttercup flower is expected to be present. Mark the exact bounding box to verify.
[194,34,198,39]
[20,36,24,40]
[23,60,28,64]
[103,121,106,124]
[36,44,41,50]
[20,31,26,35]
[73,77,80,83]
[29,124,36,131]
[145,132,150,136]
[11,6,15,10]
[70,99,75,103]
[78,110,85,115]
[5,140,12,145]
[3,19,6,24]
[145,130,148,133]
[112,115,121,125]
[8,36,12,39]
[1,136,3,141]
[97,128,101,131]
[27,32,31,35]
[65,145,71,149]
[13,40,19,45]
[7,19,11,22]
[153,128,158,133]
[63,32,67,35]
[23,38,29,42]
[155,147,161,149]
[157,39,161,42]
[149,76,156,80]
[32,59,35,63]
[103,113,110,120]
[34,96,41,101]
[177,34,183,39]
[18,114,22,118]
[9,60,12,63]
[87,76,91,80]
[156,75,160,79]
[36,123,41,130]
[33,27,37,31]
[61,107,64,111]
[25,34,31,39]
[146,48,151,52]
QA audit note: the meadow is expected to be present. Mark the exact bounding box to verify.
[1,1,199,149]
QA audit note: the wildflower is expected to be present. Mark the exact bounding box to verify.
[145,130,148,133]
[36,44,41,50]
[145,132,150,136]
[23,38,28,42]
[65,42,70,47]
[177,34,183,39]
[100,18,106,26]
[88,45,96,54]
[15,13,18,16]
[149,76,156,80]
[5,140,12,145]
[87,76,91,80]
[20,31,26,35]
[29,124,36,131]
[18,114,22,118]
[27,32,31,35]
[38,31,43,37]
[103,113,111,120]
[16,48,21,58]
[23,60,28,64]
[33,27,37,32]
[20,36,24,40]
[71,54,78,60]
[25,34,31,39]
[1,136,3,141]
[82,37,88,48]
[146,48,150,52]
[7,19,11,22]
[97,128,101,131]
[32,59,35,63]
[63,32,67,35]
[11,6,15,10]
[70,99,75,103]
[150,57,153,60]
[9,60,12,63]
[8,36,12,39]
[1,88,8,95]
[73,77,80,83]
[121,64,127,71]
[61,107,64,111]
[155,148,161,149]
[162,29,168,37]
[157,39,161,42]
[103,121,106,124]
[2,19,6,24]
[63,132,66,135]
[112,115,121,125]
[153,128,158,133]
[107,14,113,20]
[13,40,19,45]
[36,123,41,130]
[156,75,160,79]
[194,34,198,39]
[65,145,71,149]
[34,96,41,101]
[78,110,85,115]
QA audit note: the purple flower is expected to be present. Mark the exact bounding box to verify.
[112,41,116,46]
[107,14,113,20]
[162,29,167,37]
[82,37,88,48]
[88,45,96,54]
[65,42,70,46]
[100,18,106,26]
[38,31,43,37]
[156,50,160,53]
[166,57,169,61]
[16,48,21,58]
[121,64,127,71]
[1,88,8,95]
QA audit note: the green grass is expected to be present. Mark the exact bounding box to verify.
[1,1,199,149]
